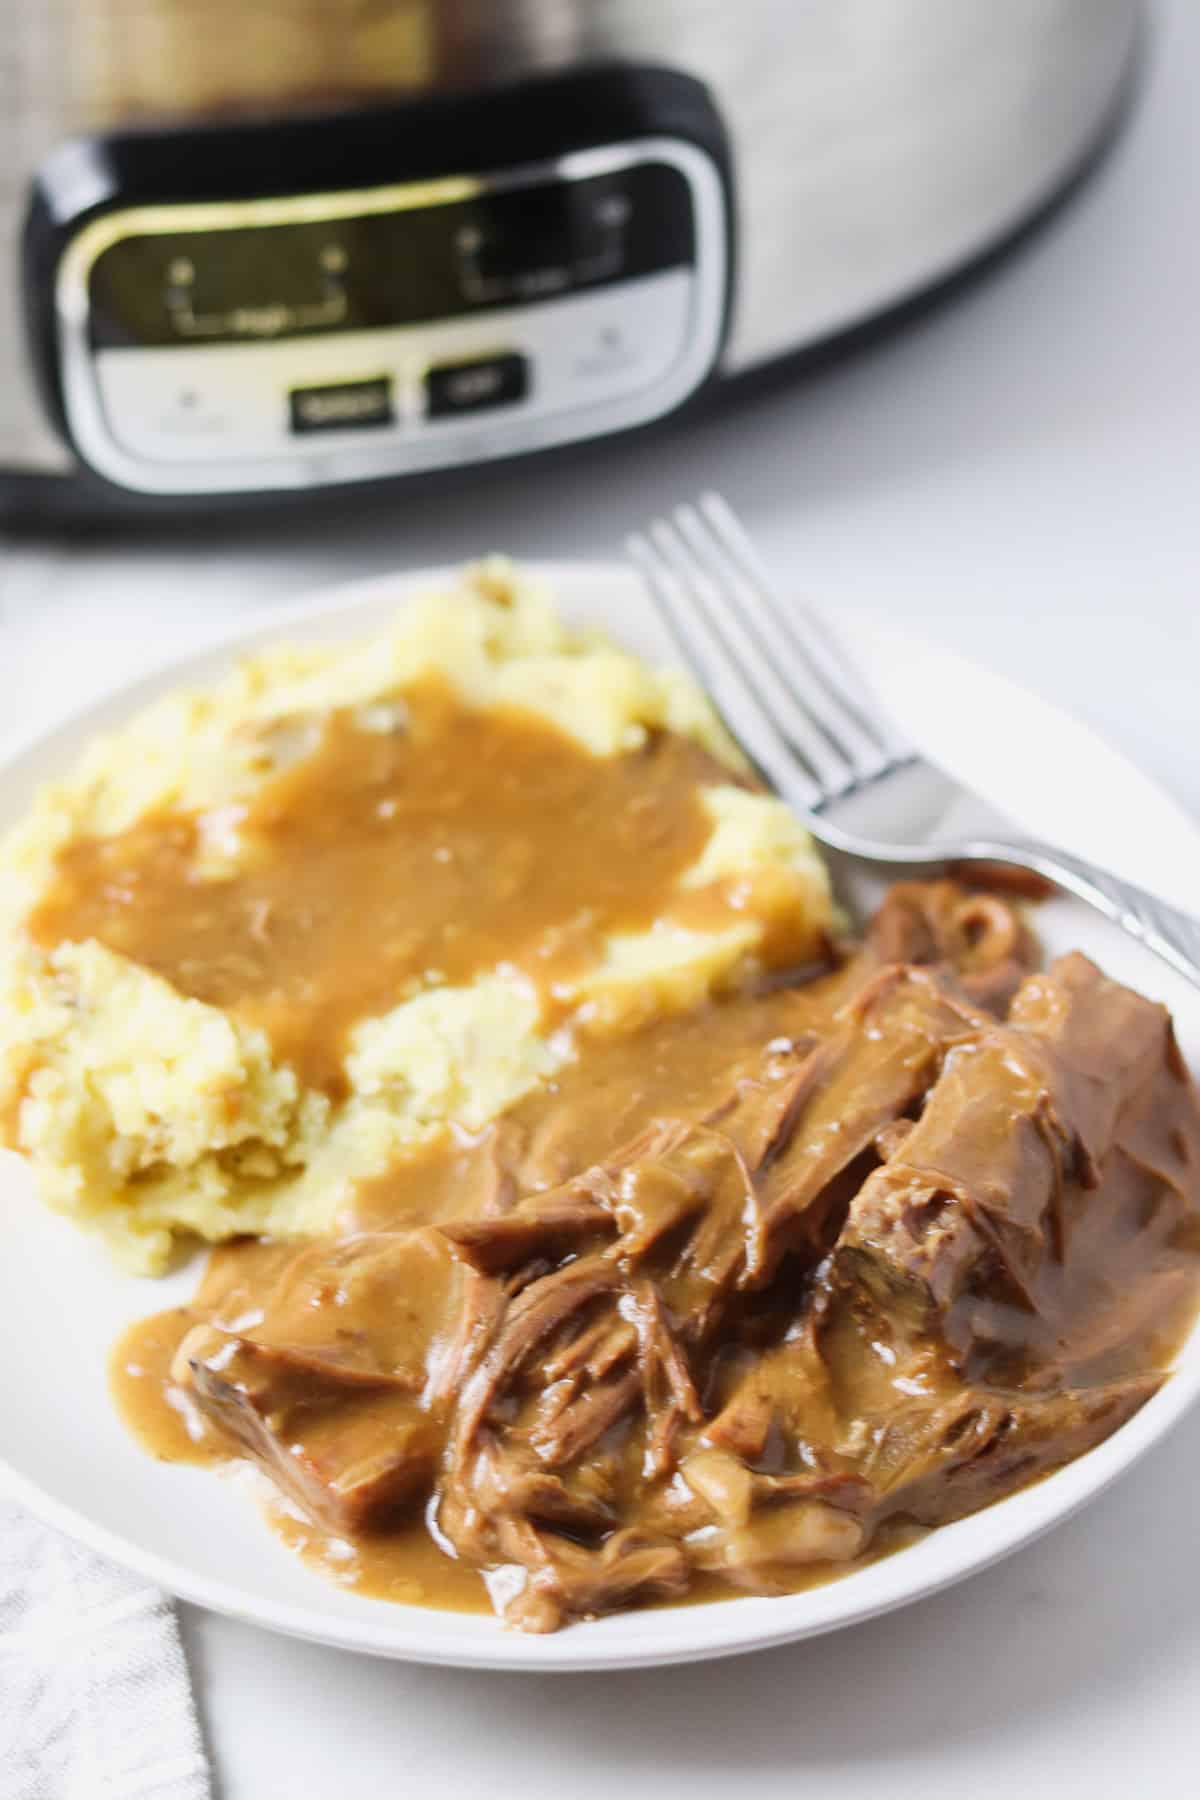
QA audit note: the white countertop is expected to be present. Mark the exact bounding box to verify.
[4,2,1200,1794]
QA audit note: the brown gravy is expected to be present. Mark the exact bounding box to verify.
[351,971,848,1229]
[264,1501,928,1617]
[31,680,764,1095]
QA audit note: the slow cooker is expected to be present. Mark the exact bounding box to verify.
[1,1,1142,517]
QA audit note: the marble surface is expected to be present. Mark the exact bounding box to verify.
[3,1,1200,1793]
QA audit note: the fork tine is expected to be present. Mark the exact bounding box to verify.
[671,502,886,785]
[625,531,821,814]
[648,516,855,797]
[698,491,913,762]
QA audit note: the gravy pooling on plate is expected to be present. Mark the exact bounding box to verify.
[111,882,1200,1632]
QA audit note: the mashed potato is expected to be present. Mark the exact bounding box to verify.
[0,562,836,1272]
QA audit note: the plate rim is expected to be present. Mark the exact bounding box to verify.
[3,557,1199,1672]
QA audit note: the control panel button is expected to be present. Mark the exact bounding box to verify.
[425,353,528,418]
[290,376,394,433]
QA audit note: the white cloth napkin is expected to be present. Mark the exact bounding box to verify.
[0,1498,211,1800]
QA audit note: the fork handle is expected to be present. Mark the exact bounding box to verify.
[960,839,1200,990]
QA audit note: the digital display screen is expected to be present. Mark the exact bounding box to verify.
[85,163,695,351]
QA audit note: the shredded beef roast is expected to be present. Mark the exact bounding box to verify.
[174,884,1200,1631]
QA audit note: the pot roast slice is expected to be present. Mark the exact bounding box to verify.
[837,952,1200,1366]
[695,953,1200,1596]
[179,1228,463,1534]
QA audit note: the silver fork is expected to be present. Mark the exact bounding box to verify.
[627,493,1200,989]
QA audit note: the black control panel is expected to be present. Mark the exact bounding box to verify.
[24,64,734,503]
[85,163,696,353]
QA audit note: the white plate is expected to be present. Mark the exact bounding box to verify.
[2,561,1199,1674]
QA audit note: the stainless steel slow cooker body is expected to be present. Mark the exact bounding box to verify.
[1,0,1142,508]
